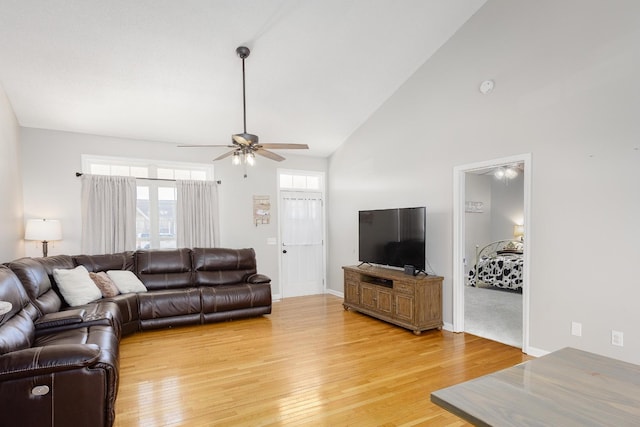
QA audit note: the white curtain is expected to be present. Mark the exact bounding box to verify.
[176,180,219,248]
[81,174,137,254]
[282,193,323,246]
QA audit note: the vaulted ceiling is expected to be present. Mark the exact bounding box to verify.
[0,0,486,157]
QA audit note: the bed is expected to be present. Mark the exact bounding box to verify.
[467,240,523,291]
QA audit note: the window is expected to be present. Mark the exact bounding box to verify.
[279,171,322,190]
[82,155,214,249]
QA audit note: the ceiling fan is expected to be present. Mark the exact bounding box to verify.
[179,46,308,165]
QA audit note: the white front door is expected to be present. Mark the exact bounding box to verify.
[280,191,324,297]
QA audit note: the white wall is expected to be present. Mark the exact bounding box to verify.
[20,127,327,296]
[465,174,491,276]
[490,174,524,241]
[328,0,640,363]
[0,84,24,260]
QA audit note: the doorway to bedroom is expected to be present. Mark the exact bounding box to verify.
[452,154,531,352]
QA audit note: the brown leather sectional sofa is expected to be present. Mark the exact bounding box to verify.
[0,247,272,427]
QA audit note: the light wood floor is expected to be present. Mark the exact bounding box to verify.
[114,294,529,426]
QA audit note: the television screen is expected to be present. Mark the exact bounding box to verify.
[358,207,426,270]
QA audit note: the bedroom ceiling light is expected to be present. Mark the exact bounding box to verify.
[494,166,519,180]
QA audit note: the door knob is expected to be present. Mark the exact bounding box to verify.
[282,250,287,254]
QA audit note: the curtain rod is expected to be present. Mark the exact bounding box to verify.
[75,172,221,184]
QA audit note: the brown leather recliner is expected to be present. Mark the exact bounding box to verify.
[191,247,272,324]
[6,256,124,338]
[0,265,119,427]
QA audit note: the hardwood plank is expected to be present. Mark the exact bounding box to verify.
[114,294,528,426]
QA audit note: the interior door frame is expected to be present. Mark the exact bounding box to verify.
[276,169,327,300]
[452,153,532,354]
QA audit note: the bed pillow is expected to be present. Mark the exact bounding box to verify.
[107,270,147,293]
[53,265,103,306]
[89,271,120,298]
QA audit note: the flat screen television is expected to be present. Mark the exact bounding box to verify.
[358,207,426,271]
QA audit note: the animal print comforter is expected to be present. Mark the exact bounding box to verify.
[468,254,523,291]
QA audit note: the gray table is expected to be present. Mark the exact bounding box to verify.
[431,347,640,426]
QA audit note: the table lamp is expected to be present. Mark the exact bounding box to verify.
[513,224,524,241]
[25,219,62,257]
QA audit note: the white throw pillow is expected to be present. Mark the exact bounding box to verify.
[53,265,103,307]
[107,270,147,293]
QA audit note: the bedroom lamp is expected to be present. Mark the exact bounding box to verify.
[25,219,62,257]
[513,224,524,241]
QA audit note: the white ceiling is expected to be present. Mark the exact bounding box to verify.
[0,0,486,157]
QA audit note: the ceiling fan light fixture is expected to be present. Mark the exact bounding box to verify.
[232,152,241,166]
[246,152,255,166]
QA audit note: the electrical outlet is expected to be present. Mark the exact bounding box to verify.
[571,321,582,337]
[612,330,624,347]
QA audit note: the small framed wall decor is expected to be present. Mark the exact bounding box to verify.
[465,201,484,213]
[253,195,271,226]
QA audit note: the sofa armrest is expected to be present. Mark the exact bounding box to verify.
[0,344,101,381]
[246,273,271,284]
[34,309,87,329]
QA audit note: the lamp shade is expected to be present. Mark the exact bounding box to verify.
[513,224,524,240]
[25,219,62,241]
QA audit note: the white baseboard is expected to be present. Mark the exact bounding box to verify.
[524,346,550,358]
[443,322,454,332]
[325,289,343,298]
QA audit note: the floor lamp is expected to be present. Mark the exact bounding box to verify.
[25,219,62,257]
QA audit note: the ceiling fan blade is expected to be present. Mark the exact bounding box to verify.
[259,143,309,150]
[214,150,237,161]
[255,148,285,162]
[178,144,232,148]
[233,135,250,146]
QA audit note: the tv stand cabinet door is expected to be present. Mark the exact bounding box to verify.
[360,284,392,316]
[344,279,360,305]
[360,284,377,310]
[394,293,414,323]
[377,288,393,315]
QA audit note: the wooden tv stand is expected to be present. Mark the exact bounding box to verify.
[342,265,443,335]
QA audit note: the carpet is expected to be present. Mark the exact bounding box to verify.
[464,285,522,348]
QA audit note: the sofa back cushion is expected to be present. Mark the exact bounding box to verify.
[74,251,135,273]
[5,257,69,315]
[192,248,257,286]
[135,249,192,290]
[0,266,35,354]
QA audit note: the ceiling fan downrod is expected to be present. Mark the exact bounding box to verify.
[236,46,250,135]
